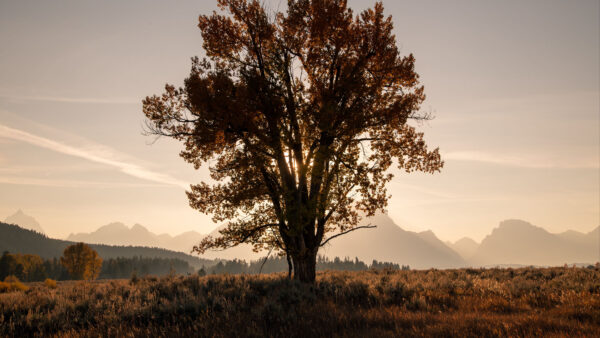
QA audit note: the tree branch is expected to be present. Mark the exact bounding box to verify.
[258,246,274,274]
[319,225,377,247]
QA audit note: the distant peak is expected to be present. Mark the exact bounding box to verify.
[101,222,128,230]
[8,209,27,218]
[131,224,149,231]
[417,230,438,240]
[364,212,396,227]
[497,219,536,230]
[484,219,550,241]
[5,209,44,234]
[499,219,532,225]
[454,237,478,245]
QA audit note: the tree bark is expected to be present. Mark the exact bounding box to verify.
[292,253,317,283]
[286,252,293,280]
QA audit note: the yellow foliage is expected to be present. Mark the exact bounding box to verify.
[4,275,19,283]
[0,276,29,293]
[60,243,103,280]
[44,278,57,289]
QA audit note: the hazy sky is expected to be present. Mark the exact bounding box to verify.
[0,0,598,242]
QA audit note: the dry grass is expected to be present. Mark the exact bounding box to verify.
[0,267,598,337]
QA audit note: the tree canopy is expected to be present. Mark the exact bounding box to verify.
[143,0,443,282]
[60,243,103,280]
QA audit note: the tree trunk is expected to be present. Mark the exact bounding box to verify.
[292,253,316,283]
[286,252,293,280]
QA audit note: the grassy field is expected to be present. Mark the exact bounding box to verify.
[1,267,599,337]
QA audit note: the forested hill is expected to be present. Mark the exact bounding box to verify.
[0,222,213,269]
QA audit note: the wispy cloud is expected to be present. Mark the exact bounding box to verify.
[0,176,167,188]
[391,182,510,206]
[0,94,139,104]
[0,124,189,189]
[444,151,599,169]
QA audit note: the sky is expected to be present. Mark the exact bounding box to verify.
[0,0,598,242]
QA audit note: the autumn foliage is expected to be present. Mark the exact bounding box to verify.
[143,0,442,282]
[60,243,102,280]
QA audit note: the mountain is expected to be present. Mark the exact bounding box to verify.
[471,220,599,266]
[65,220,374,262]
[197,224,265,261]
[5,209,45,234]
[416,230,463,260]
[44,213,600,268]
[321,213,466,269]
[447,237,479,260]
[67,223,205,253]
[196,214,466,268]
[0,222,213,269]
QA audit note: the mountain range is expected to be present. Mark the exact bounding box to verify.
[0,221,213,269]
[5,210,599,268]
[67,223,205,253]
[321,213,466,268]
[469,219,599,266]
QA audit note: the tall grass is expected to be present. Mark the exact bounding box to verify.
[0,267,598,337]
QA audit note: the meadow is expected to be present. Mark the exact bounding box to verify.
[1,267,599,337]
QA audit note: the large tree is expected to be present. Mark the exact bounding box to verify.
[60,243,102,280]
[143,0,443,282]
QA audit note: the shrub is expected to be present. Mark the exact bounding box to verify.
[0,281,9,292]
[10,280,29,292]
[0,268,599,336]
[130,271,139,285]
[0,276,29,293]
[4,275,19,283]
[44,278,58,289]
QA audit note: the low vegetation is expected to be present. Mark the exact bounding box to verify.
[0,276,29,293]
[1,267,598,337]
[43,278,57,289]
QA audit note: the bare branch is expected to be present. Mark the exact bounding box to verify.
[258,246,274,274]
[319,225,377,247]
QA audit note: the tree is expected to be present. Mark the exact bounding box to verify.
[60,243,102,280]
[143,0,443,282]
[0,252,46,282]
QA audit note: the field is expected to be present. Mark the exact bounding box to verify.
[1,267,599,337]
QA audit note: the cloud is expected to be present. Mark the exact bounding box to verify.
[0,124,189,189]
[0,176,166,188]
[444,151,599,169]
[0,94,138,104]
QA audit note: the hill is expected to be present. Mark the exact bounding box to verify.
[0,222,213,269]
[67,222,205,253]
[471,219,599,266]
